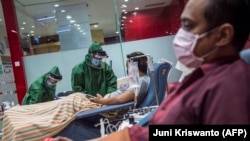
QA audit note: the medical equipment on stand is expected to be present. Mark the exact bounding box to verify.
[118,105,158,130]
[94,105,158,135]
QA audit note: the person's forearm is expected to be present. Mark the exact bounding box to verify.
[100,96,119,105]
[91,92,134,105]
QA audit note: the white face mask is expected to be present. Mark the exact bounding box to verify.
[173,28,216,68]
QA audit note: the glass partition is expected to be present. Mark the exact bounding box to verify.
[13,0,185,56]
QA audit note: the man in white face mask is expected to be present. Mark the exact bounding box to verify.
[173,26,219,68]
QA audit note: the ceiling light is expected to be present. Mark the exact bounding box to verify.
[61,10,66,13]
[20,27,24,30]
[125,0,128,2]
[66,15,72,19]
[57,29,71,33]
[36,16,55,22]
[121,5,127,8]
[54,4,59,7]
[70,20,76,23]
[93,24,98,28]
[32,26,35,28]
[133,12,137,15]
[0,19,2,21]
[23,22,26,25]
[11,30,17,33]
[135,7,139,10]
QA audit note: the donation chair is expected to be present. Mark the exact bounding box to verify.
[54,61,172,140]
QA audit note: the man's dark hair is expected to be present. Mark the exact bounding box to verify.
[204,0,250,52]
[127,51,148,74]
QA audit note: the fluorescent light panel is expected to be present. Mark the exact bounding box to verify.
[36,16,55,22]
[57,29,71,33]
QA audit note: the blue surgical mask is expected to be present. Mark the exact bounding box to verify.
[91,58,101,66]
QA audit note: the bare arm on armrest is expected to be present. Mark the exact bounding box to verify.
[89,91,134,105]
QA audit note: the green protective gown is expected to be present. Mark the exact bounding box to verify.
[22,66,62,105]
[22,74,56,105]
[71,54,117,97]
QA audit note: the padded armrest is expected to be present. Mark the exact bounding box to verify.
[76,101,134,119]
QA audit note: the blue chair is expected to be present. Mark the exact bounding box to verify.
[139,60,172,107]
[54,61,172,140]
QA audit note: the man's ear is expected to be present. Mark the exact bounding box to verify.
[215,23,234,47]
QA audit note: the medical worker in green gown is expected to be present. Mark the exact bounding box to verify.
[22,66,62,105]
[71,42,117,97]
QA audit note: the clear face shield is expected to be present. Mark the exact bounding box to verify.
[93,51,108,59]
[127,59,141,108]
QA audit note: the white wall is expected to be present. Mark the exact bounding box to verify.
[23,36,183,94]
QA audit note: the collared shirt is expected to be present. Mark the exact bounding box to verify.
[129,57,250,141]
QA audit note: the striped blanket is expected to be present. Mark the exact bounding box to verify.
[2,93,101,141]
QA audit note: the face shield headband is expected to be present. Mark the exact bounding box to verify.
[90,51,108,59]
